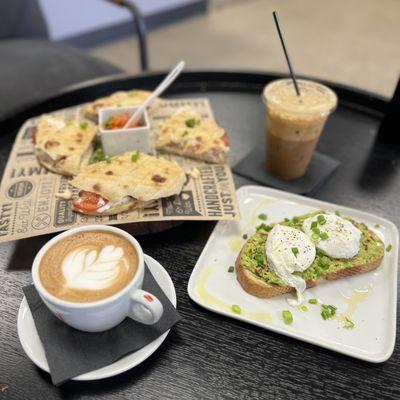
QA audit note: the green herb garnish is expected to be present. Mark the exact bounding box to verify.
[284,218,290,222]
[311,221,318,229]
[231,304,241,314]
[308,298,318,305]
[312,233,320,242]
[335,210,341,216]
[106,157,112,164]
[300,305,308,312]
[228,266,234,273]
[183,130,189,136]
[256,223,272,232]
[386,244,392,252]
[185,118,200,128]
[80,121,88,130]
[343,316,355,329]
[311,227,320,235]
[375,224,380,228]
[258,213,268,221]
[90,141,107,164]
[317,215,326,225]
[292,216,299,224]
[321,304,337,320]
[291,247,299,257]
[131,151,140,162]
[282,310,293,325]
[320,232,329,241]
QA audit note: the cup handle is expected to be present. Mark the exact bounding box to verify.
[128,289,163,325]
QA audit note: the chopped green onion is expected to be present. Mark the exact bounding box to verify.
[284,218,290,222]
[106,157,112,164]
[291,247,299,257]
[335,210,341,216]
[300,305,308,312]
[231,304,241,314]
[131,151,140,162]
[311,221,318,229]
[292,216,299,224]
[228,266,234,273]
[386,244,392,252]
[185,118,200,128]
[256,223,272,232]
[316,248,326,257]
[312,227,321,235]
[282,310,293,325]
[308,298,318,305]
[183,130,189,137]
[375,224,381,228]
[317,215,326,225]
[312,233,320,242]
[321,304,337,320]
[320,232,329,241]
[242,234,248,240]
[258,213,268,221]
[343,316,355,329]
[80,121,88,130]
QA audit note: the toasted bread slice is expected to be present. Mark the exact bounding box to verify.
[156,107,229,164]
[34,115,97,176]
[83,90,159,121]
[235,214,385,299]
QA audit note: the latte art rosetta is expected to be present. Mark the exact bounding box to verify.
[62,245,128,290]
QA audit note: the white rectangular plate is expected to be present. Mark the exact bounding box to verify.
[188,185,398,362]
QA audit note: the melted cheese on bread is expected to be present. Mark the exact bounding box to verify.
[156,107,228,164]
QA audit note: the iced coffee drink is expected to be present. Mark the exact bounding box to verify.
[262,79,337,180]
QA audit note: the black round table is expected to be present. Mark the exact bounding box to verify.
[0,71,398,400]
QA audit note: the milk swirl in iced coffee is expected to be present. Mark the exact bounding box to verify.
[263,79,337,180]
[39,230,138,302]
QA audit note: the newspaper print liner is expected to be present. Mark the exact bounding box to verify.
[0,98,240,243]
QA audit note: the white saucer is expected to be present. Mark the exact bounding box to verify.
[17,254,177,381]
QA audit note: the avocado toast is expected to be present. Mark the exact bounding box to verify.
[236,211,385,298]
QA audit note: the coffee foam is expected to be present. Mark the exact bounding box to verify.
[62,245,128,291]
[39,230,138,303]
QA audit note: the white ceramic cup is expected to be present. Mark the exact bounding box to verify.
[32,225,164,332]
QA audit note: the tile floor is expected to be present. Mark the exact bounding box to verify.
[90,0,400,97]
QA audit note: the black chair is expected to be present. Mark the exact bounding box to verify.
[0,0,148,122]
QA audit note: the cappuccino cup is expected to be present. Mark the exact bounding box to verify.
[32,225,163,332]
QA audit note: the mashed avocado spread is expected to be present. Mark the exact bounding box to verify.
[241,211,384,287]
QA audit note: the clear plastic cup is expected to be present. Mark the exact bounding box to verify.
[262,79,337,180]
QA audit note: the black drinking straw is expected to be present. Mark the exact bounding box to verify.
[272,11,301,96]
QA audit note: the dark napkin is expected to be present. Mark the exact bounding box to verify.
[23,265,181,386]
[233,147,340,195]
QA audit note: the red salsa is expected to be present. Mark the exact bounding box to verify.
[103,113,142,130]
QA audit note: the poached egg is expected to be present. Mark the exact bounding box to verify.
[302,213,361,259]
[265,224,316,306]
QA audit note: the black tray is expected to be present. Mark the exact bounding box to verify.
[1,71,398,400]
